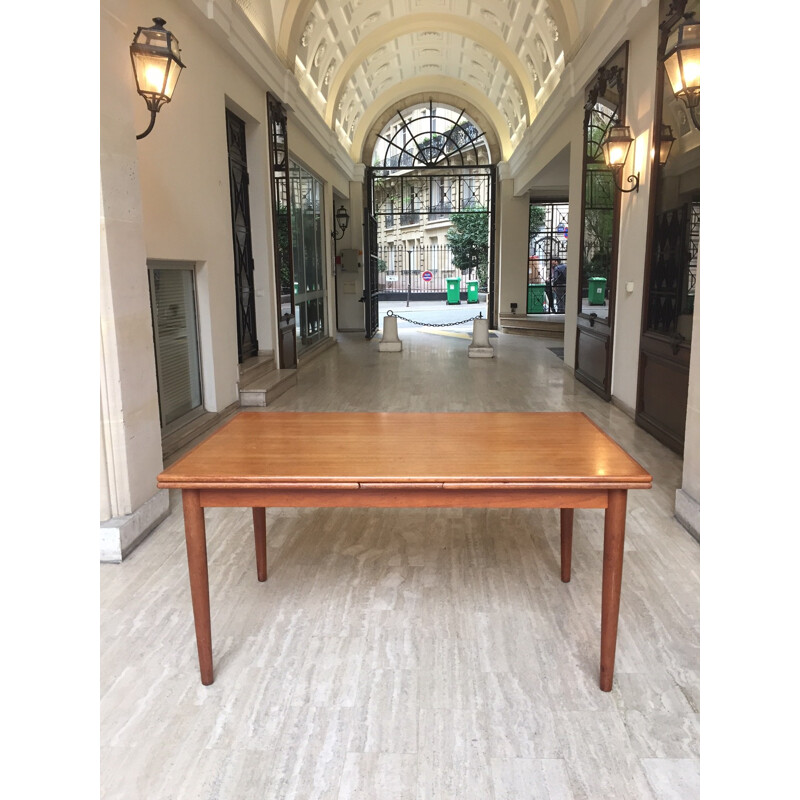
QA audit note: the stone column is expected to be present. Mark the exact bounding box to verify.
[495,167,530,317]
[99,0,168,561]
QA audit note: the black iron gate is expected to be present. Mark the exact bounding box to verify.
[528,202,570,314]
[374,244,486,301]
[267,94,297,368]
[225,109,258,362]
[369,166,495,320]
[364,208,380,339]
[366,102,497,328]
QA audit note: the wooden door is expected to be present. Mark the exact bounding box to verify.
[636,203,698,453]
[635,0,700,454]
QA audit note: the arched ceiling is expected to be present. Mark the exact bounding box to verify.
[232,1,597,162]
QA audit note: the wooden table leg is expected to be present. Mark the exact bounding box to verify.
[182,490,214,685]
[560,508,574,583]
[253,507,268,582]
[599,489,628,692]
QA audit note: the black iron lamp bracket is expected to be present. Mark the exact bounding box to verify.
[612,170,640,193]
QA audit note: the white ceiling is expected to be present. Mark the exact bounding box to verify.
[232,1,607,161]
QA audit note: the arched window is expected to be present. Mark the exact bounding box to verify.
[372,102,490,168]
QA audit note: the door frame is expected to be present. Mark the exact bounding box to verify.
[574,42,629,401]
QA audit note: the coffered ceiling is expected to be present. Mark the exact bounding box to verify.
[232,1,606,161]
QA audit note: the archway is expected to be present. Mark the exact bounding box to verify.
[363,101,497,337]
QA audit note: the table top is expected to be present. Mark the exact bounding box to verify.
[157,412,651,491]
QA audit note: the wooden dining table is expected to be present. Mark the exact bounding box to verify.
[157,411,652,691]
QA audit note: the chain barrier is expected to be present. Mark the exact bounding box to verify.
[384,310,483,328]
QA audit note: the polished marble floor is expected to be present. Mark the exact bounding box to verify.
[100,328,699,800]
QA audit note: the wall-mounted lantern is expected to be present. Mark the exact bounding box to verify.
[331,206,350,240]
[657,124,676,166]
[601,125,640,193]
[663,13,700,129]
[130,18,186,140]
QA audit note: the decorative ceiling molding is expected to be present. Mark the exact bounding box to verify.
[323,14,538,128]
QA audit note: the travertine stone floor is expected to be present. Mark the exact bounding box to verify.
[100,329,699,800]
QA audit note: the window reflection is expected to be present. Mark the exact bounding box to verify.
[580,95,620,322]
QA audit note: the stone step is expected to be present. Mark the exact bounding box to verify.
[238,352,275,387]
[298,337,336,365]
[498,313,564,337]
[239,368,298,407]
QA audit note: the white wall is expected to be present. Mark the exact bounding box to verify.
[495,171,531,316]
[100,0,171,558]
[100,0,358,558]
[100,0,165,519]
[131,0,273,411]
[609,3,659,411]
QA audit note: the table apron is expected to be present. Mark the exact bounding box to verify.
[193,486,611,509]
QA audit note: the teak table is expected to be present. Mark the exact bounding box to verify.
[157,411,652,691]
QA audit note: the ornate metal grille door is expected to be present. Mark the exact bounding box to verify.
[364,204,380,339]
[647,202,698,333]
[370,168,495,313]
[267,94,297,368]
[225,109,258,362]
[368,102,497,327]
[528,203,569,314]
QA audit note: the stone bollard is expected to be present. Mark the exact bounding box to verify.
[468,316,494,358]
[378,313,402,352]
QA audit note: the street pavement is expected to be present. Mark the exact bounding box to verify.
[378,299,488,332]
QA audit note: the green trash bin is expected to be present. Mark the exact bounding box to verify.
[588,277,607,305]
[446,277,461,305]
[467,280,479,304]
[527,283,547,314]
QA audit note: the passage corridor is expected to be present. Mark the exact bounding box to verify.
[100,328,699,800]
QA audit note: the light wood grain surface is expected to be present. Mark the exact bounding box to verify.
[158,411,652,489]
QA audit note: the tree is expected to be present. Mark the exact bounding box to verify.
[529,204,546,243]
[446,209,489,288]
[583,169,614,278]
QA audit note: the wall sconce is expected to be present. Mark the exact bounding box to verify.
[663,13,700,129]
[657,124,676,166]
[331,205,350,240]
[130,18,186,140]
[601,125,639,193]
